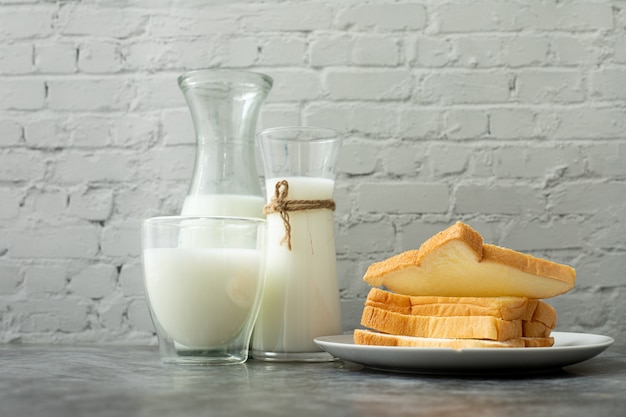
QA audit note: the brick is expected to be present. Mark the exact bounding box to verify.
[225,37,258,67]
[528,3,613,31]
[119,263,144,296]
[23,188,67,217]
[134,76,186,110]
[24,265,67,294]
[112,114,158,148]
[24,117,70,148]
[68,115,111,148]
[421,72,512,104]
[0,119,22,146]
[53,152,136,183]
[443,109,488,139]
[550,108,626,140]
[78,41,123,73]
[264,69,321,102]
[303,103,353,132]
[337,3,427,31]
[35,43,76,73]
[357,183,449,213]
[138,147,194,181]
[98,293,126,329]
[411,37,451,67]
[0,44,33,74]
[0,264,19,294]
[59,7,148,38]
[259,105,300,131]
[502,36,549,67]
[325,69,412,101]
[500,220,588,251]
[0,9,53,39]
[68,188,113,221]
[437,2,525,33]
[455,184,544,214]
[452,37,502,68]
[426,143,471,176]
[489,108,536,139]
[397,108,442,139]
[516,70,584,103]
[259,36,307,66]
[575,252,626,288]
[101,220,141,257]
[352,35,400,66]
[14,299,88,332]
[0,151,46,182]
[494,145,584,178]
[551,36,594,66]
[592,69,626,100]
[615,36,626,64]
[0,79,45,110]
[309,33,352,67]
[241,3,333,31]
[0,188,21,219]
[162,109,194,146]
[339,141,378,176]
[127,298,154,332]
[8,226,100,258]
[48,78,133,111]
[352,104,397,136]
[551,183,626,214]
[113,187,162,219]
[336,221,395,253]
[381,143,425,176]
[586,143,626,177]
[125,38,221,72]
[70,264,116,299]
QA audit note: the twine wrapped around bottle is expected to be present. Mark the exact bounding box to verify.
[263,179,336,251]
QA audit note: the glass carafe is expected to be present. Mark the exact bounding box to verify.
[178,69,273,218]
[252,127,343,362]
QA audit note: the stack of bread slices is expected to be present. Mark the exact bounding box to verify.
[355,222,576,349]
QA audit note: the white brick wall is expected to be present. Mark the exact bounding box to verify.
[0,0,625,352]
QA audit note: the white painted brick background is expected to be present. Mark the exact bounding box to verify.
[0,0,625,351]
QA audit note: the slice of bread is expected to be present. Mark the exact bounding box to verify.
[363,222,575,298]
[365,287,530,321]
[354,329,554,349]
[361,305,522,341]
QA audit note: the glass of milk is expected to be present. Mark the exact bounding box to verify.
[141,216,266,365]
[252,126,343,362]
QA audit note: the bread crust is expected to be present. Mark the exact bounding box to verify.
[361,305,523,341]
[363,222,576,298]
[354,329,554,349]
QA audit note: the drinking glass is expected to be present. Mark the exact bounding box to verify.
[142,216,266,365]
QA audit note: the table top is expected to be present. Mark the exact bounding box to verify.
[1,344,625,417]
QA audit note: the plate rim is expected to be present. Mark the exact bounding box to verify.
[314,331,615,374]
[315,331,615,352]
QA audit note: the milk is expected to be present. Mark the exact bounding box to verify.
[181,194,265,218]
[252,177,342,354]
[143,247,263,349]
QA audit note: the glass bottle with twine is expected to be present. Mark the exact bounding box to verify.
[252,127,343,362]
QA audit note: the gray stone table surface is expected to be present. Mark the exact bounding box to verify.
[1,344,625,417]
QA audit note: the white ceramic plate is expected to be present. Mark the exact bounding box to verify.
[314,331,614,375]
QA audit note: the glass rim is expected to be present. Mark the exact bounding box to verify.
[177,69,273,91]
[257,126,343,143]
[143,215,267,226]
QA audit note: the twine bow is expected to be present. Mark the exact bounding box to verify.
[263,180,336,251]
